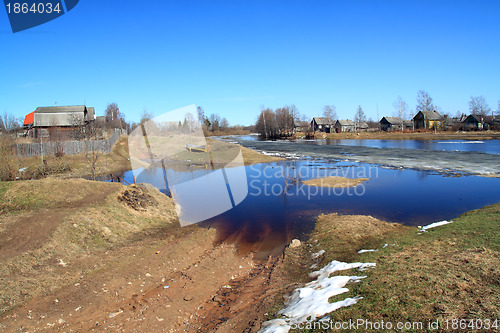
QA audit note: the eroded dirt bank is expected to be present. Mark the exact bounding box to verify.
[0,179,292,332]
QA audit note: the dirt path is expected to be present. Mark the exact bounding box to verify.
[0,187,117,262]
[0,226,284,332]
[0,180,288,332]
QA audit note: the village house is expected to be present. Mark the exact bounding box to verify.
[294,120,310,133]
[23,105,95,138]
[356,121,369,132]
[412,110,444,130]
[333,119,355,132]
[379,117,413,131]
[310,117,334,133]
[462,114,499,131]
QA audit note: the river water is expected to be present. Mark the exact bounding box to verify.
[111,136,500,255]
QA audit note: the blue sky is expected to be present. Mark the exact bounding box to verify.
[1,0,499,126]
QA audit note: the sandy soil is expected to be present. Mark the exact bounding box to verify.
[302,176,368,188]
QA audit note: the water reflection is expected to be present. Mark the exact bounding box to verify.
[106,160,500,255]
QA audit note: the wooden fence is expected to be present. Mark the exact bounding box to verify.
[15,130,123,157]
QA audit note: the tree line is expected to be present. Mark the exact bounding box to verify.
[255,105,304,139]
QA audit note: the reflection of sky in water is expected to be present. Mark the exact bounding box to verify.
[320,139,500,155]
[229,136,500,155]
[119,160,500,252]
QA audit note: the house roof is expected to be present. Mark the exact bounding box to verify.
[464,114,482,123]
[23,111,35,126]
[295,120,309,127]
[35,105,87,114]
[413,110,443,121]
[380,116,403,125]
[336,119,355,126]
[312,117,333,125]
[357,122,369,128]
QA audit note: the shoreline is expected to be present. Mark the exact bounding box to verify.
[308,130,500,141]
[262,203,500,332]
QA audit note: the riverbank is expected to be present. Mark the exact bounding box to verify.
[0,179,284,332]
[15,136,282,180]
[316,130,500,141]
[1,177,498,332]
[263,204,500,332]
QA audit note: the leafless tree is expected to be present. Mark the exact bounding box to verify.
[354,105,366,131]
[68,112,84,139]
[105,103,123,130]
[140,109,153,124]
[469,96,491,116]
[1,112,20,131]
[85,123,100,180]
[183,112,197,132]
[323,105,337,123]
[220,117,229,131]
[289,104,300,125]
[208,113,221,132]
[416,90,435,113]
[275,106,293,136]
[255,107,277,139]
[392,96,408,131]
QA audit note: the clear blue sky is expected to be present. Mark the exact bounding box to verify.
[1,0,499,126]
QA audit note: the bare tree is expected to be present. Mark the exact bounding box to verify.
[85,123,101,180]
[354,105,366,131]
[416,90,435,113]
[469,96,491,116]
[140,109,153,124]
[1,112,20,131]
[68,112,84,139]
[275,106,293,136]
[392,96,408,131]
[220,117,229,131]
[183,112,197,132]
[104,103,123,129]
[323,105,337,123]
[255,108,277,139]
[289,104,300,125]
[208,113,221,132]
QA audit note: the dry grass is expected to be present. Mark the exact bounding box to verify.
[0,179,179,314]
[0,135,19,181]
[302,176,369,188]
[277,204,500,332]
[17,136,132,179]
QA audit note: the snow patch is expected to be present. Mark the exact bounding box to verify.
[311,250,325,259]
[258,260,375,333]
[437,141,484,144]
[419,220,453,233]
[357,249,378,254]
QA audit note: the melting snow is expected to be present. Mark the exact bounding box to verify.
[357,249,378,254]
[258,260,375,333]
[311,250,325,259]
[419,220,453,232]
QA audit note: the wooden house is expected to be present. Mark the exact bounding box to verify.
[380,117,412,131]
[333,119,355,132]
[23,105,95,138]
[310,117,334,133]
[412,111,444,130]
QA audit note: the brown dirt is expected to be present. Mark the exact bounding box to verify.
[0,179,291,332]
[302,176,368,188]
